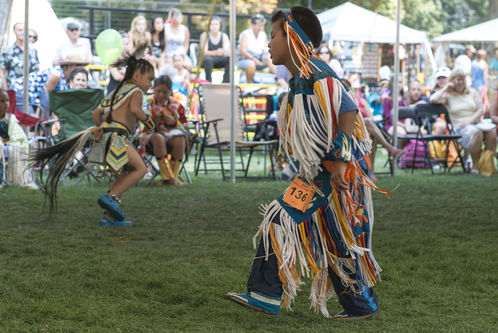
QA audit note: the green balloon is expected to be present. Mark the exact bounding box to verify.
[95,29,123,65]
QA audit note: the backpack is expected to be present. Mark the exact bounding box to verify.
[253,119,278,141]
[476,150,496,176]
[399,139,429,169]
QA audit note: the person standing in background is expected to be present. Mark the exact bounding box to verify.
[53,22,92,66]
[471,49,488,94]
[0,23,40,90]
[454,45,475,87]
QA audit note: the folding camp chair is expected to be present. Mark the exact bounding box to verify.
[37,88,105,184]
[395,105,465,174]
[6,89,48,128]
[413,103,465,174]
[138,133,195,186]
[194,83,278,180]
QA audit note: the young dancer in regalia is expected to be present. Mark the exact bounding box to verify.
[31,43,155,226]
[138,74,190,186]
[227,7,383,319]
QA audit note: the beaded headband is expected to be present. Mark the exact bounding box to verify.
[284,12,320,79]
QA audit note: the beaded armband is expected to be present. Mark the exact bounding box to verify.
[331,131,353,163]
[141,115,155,130]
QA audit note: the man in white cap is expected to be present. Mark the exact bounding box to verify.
[454,45,475,87]
[53,21,92,66]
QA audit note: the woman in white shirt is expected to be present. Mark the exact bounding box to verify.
[431,69,497,173]
[237,14,275,83]
[164,8,190,62]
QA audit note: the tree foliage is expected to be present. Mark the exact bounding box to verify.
[49,0,491,39]
[276,0,491,37]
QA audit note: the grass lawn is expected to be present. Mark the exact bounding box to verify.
[1,158,497,332]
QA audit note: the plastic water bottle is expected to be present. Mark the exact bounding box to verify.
[281,164,295,180]
[137,144,145,156]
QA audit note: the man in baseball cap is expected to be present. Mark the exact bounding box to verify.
[53,21,93,66]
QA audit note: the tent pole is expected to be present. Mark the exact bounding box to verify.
[23,0,29,117]
[392,0,401,176]
[424,40,437,74]
[229,0,236,183]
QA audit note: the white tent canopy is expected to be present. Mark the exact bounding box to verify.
[433,18,498,42]
[317,2,436,75]
[317,2,429,44]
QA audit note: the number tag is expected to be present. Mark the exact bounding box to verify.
[282,178,316,212]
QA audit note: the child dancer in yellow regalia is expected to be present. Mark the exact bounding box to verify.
[31,43,155,226]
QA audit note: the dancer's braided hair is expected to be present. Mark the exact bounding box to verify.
[107,41,154,123]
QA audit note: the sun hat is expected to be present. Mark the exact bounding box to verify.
[59,52,89,66]
[66,22,80,31]
[434,67,451,79]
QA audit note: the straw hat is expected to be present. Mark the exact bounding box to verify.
[59,52,89,66]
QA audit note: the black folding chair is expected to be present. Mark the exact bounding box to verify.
[413,103,466,174]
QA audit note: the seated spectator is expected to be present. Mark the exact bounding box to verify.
[342,79,403,180]
[384,80,429,137]
[275,65,290,95]
[138,75,190,186]
[431,67,451,95]
[317,43,344,78]
[430,69,497,174]
[237,14,275,83]
[368,79,389,118]
[13,52,88,114]
[490,88,498,131]
[144,44,161,72]
[490,48,498,77]
[490,48,498,93]
[170,53,190,90]
[164,8,191,66]
[69,67,89,89]
[149,16,166,69]
[0,88,36,188]
[199,15,230,83]
[128,16,151,53]
[53,21,92,66]
[0,22,39,91]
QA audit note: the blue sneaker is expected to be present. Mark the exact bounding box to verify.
[97,194,125,221]
[334,310,377,320]
[226,292,281,315]
[99,215,133,227]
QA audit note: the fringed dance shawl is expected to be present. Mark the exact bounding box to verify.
[254,12,382,317]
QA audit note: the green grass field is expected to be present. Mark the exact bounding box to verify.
[1,159,497,332]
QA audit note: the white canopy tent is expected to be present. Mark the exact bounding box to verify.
[433,18,498,42]
[317,2,437,70]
